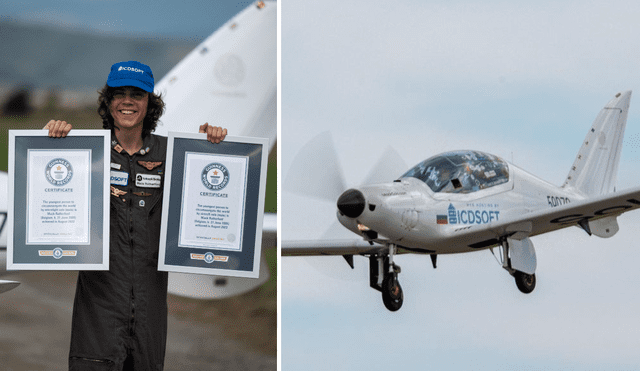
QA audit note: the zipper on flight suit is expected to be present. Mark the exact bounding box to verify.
[129,288,136,336]
[128,156,136,337]
[70,356,113,365]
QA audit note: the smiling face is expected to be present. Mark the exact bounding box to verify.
[109,86,149,131]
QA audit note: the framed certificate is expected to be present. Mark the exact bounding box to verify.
[8,130,110,270]
[158,132,268,278]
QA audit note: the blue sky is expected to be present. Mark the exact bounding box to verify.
[282,1,640,370]
[1,0,254,40]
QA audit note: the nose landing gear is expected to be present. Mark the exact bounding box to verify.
[370,244,404,312]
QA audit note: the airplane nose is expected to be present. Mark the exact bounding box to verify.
[337,189,366,218]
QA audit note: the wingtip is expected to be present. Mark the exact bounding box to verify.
[616,90,632,98]
[607,90,632,109]
[0,280,20,294]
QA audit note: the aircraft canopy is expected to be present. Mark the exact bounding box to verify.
[400,150,509,194]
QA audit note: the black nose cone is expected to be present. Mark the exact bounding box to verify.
[337,189,365,218]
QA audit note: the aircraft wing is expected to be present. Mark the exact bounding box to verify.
[261,212,277,247]
[449,186,640,250]
[0,280,19,294]
[282,239,385,256]
[0,248,19,293]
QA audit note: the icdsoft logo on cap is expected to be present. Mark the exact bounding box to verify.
[117,66,145,73]
[107,61,154,92]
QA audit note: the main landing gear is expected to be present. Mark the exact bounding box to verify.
[495,237,537,294]
[370,244,404,311]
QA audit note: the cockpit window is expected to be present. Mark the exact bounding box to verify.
[400,151,509,194]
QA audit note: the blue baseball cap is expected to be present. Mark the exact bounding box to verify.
[106,61,154,92]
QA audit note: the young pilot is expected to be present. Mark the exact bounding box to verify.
[46,61,226,370]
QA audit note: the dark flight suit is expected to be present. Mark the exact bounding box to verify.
[69,133,168,371]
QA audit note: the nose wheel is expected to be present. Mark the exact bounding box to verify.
[369,244,405,311]
[381,272,403,311]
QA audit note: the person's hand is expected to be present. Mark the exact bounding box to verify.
[44,120,72,138]
[199,123,227,144]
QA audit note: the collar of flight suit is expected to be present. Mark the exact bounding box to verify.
[111,131,154,156]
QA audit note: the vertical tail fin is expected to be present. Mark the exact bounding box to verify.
[563,91,631,196]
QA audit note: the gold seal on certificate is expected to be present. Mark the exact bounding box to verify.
[178,152,248,251]
[26,150,91,245]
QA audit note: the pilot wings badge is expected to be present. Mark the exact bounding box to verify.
[110,186,127,197]
[138,161,162,171]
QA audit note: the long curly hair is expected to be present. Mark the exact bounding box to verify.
[97,84,165,137]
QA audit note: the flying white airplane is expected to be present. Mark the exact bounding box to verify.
[283,90,636,312]
[1,0,276,298]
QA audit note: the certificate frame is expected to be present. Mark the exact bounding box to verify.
[8,130,110,270]
[158,132,269,278]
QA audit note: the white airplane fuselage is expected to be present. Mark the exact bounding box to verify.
[337,162,584,254]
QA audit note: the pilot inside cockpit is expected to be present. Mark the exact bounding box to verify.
[401,151,509,194]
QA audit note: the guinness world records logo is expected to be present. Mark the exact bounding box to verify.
[201,163,229,190]
[45,158,73,186]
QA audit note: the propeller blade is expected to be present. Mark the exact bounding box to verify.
[361,146,408,185]
[284,131,346,202]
